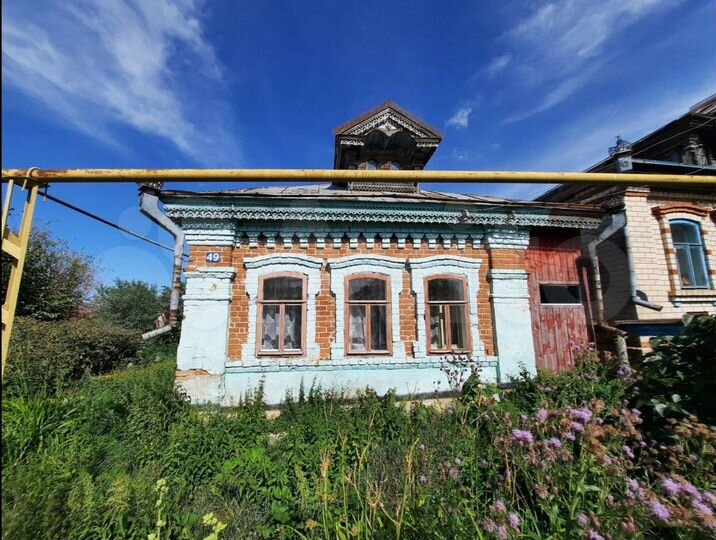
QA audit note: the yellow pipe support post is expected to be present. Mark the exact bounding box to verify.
[1,176,42,375]
[2,168,716,185]
[0,167,715,376]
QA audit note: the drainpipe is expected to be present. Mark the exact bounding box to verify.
[622,221,663,312]
[139,183,185,340]
[585,212,627,323]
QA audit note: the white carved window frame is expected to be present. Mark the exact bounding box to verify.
[329,255,406,362]
[242,254,323,362]
[409,256,485,360]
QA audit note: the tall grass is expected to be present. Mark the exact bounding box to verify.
[3,335,716,539]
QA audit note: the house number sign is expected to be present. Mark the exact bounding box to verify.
[205,252,222,263]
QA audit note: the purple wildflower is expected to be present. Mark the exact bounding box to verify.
[649,500,671,522]
[623,445,635,459]
[454,457,462,465]
[565,432,576,441]
[693,499,713,517]
[482,518,497,533]
[576,513,588,527]
[448,467,460,480]
[511,429,534,446]
[491,500,507,514]
[587,531,605,540]
[683,482,702,500]
[496,524,508,540]
[536,408,549,423]
[661,477,681,497]
[546,437,562,449]
[419,475,428,485]
[570,407,593,423]
[704,492,716,505]
[507,513,521,531]
[570,421,584,432]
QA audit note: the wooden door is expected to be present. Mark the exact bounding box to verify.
[526,230,591,372]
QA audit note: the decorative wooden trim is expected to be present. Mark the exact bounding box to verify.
[652,204,710,218]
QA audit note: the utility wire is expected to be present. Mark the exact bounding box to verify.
[42,191,188,259]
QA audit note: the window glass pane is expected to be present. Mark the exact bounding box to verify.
[449,305,468,349]
[429,305,447,350]
[670,222,700,244]
[348,305,367,352]
[428,279,465,301]
[689,245,709,287]
[539,284,582,304]
[366,160,377,170]
[675,246,693,287]
[370,305,388,351]
[349,278,386,301]
[263,276,303,300]
[260,305,279,351]
[283,305,302,350]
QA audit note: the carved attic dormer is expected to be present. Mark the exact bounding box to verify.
[333,101,443,193]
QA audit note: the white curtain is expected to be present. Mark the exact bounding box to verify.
[349,306,366,351]
[262,306,278,350]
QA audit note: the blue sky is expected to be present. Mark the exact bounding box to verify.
[2,0,715,287]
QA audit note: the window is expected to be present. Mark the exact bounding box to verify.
[426,276,469,353]
[346,275,390,353]
[258,274,306,354]
[670,220,710,288]
[539,284,582,304]
[390,161,400,170]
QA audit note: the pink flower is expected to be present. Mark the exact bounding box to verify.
[536,408,549,423]
[569,407,593,423]
[570,421,584,432]
[693,500,713,517]
[649,500,671,522]
[507,513,521,531]
[587,531,605,540]
[511,429,534,446]
[565,432,576,441]
[661,477,681,497]
[623,445,635,459]
[496,524,508,540]
[576,513,588,527]
[546,437,562,449]
[491,500,507,514]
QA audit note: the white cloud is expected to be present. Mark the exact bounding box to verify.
[2,0,240,164]
[446,107,473,129]
[502,0,681,121]
[522,80,716,173]
[487,53,511,77]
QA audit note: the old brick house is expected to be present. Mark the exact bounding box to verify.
[158,102,602,404]
[539,94,716,353]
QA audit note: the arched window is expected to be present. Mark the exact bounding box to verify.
[366,160,378,170]
[346,275,390,354]
[670,220,710,288]
[426,276,469,353]
[258,274,306,354]
[390,161,400,170]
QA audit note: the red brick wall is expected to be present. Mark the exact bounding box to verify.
[186,237,531,360]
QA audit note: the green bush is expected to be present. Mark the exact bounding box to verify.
[4,317,142,397]
[633,314,716,432]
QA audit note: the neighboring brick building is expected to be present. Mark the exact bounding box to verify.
[539,94,716,352]
[158,102,602,404]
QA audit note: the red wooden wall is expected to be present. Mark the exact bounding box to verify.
[526,229,591,372]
